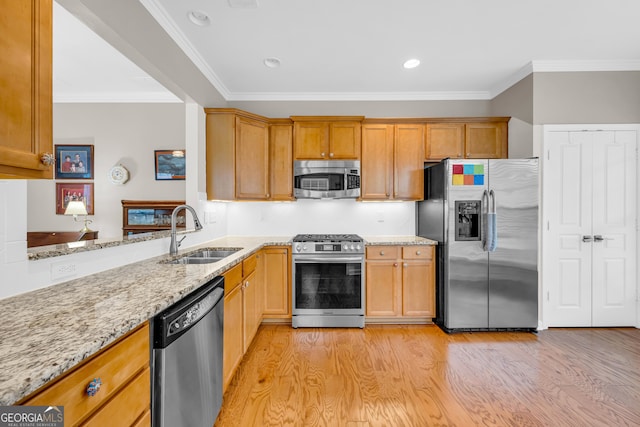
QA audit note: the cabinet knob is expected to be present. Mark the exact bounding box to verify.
[457,153,461,157]
[416,250,421,255]
[393,263,398,267]
[86,378,102,397]
[266,194,270,198]
[380,250,385,255]
[403,263,408,268]
[40,152,55,166]
[321,152,325,157]
[329,152,334,158]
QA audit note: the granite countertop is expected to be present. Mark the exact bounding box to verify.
[2,234,436,405]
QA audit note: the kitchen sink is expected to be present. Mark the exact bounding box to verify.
[163,247,242,265]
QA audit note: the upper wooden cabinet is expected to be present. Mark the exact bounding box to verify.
[206,109,293,201]
[0,0,53,179]
[361,123,424,201]
[425,118,509,161]
[269,120,295,201]
[291,116,363,160]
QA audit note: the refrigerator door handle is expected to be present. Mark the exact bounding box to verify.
[489,189,496,214]
[482,190,489,251]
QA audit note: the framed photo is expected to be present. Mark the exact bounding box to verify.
[154,150,186,180]
[56,183,94,215]
[55,145,94,179]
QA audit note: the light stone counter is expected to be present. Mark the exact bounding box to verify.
[0,235,292,405]
[363,235,437,246]
[3,234,436,405]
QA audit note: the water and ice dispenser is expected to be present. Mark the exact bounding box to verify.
[455,200,481,241]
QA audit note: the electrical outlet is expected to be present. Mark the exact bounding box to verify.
[51,262,77,280]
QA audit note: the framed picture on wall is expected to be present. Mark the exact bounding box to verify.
[56,183,94,215]
[55,144,94,179]
[154,150,186,180]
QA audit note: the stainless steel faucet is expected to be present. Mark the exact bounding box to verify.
[169,204,203,256]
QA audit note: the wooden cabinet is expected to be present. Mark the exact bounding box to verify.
[27,231,99,247]
[121,200,185,235]
[222,252,262,391]
[261,246,291,319]
[425,119,509,161]
[361,123,424,201]
[20,322,150,426]
[0,0,53,179]
[206,109,293,201]
[425,123,465,160]
[269,120,295,200]
[223,264,244,391]
[365,246,435,322]
[291,116,363,160]
[235,117,270,199]
[465,121,508,158]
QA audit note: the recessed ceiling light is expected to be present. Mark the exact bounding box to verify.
[403,59,420,69]
[188,10,210,26]
[263,57,281,68]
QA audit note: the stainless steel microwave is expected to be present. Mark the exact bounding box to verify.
[293,160,361,199]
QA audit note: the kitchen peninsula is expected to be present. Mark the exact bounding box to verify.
[0,234,435,406]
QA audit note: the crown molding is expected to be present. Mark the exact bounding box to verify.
[490,60,640,98]
[226,91,492,102]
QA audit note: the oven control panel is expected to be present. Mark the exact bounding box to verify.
[293,242,363,254]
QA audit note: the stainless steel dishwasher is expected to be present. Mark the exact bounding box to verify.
[152,276,224,427]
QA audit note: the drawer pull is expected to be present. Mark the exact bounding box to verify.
[86,378,102,397]
[416,250,421,255]
[380,250,385,256]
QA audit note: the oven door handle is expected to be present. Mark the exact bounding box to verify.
[293,256,363,263]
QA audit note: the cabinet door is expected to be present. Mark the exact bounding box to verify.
[365,261,400,316]
[223,283,243,390]
[262,247,291,318]
[425,123,464,161]
[465,122,507,158]
[242,270,260,353]
[361,124,394,200]
[402,260,435,317]
[294,122,328,159]
[0,0,52,179]
[235,117,269,199]
[329,122,361,159]
[269,123,294,200]
[394,124,424,200]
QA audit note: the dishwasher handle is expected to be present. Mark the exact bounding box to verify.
[153,276,224,349]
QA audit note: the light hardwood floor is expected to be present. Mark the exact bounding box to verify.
[215,325,640,427]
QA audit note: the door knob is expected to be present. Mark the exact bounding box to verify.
[594,235,604,242]
[582,235,593,242]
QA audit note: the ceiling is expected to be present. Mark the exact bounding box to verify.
[54,0,640,103]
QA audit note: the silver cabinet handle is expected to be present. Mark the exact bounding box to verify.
[594,235,604,242]
[582,235,593,242]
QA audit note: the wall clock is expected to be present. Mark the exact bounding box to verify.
[108,164,129,185]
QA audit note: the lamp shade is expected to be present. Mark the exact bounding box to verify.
[64,200,88,216]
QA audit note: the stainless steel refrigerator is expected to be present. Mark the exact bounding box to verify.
[417,159,538,332]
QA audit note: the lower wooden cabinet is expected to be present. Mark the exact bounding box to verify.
[20,322,150,426]
[262,246,291,319]
[366,246,435,322]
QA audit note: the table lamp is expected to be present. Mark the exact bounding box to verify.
[64,200,93,233]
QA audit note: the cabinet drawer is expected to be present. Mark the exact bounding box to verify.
[80,367,150,426]
[366,246,400,260]
[23,322,149,425]
[243,253,258,276]
[224,263,243,293]
[402,246,433,260]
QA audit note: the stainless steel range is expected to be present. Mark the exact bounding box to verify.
[292,234,365,328]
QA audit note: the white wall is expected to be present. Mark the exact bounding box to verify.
[28,103,187,238]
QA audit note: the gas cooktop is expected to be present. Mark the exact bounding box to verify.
[292,234,363,243]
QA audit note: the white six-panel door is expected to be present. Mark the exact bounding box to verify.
[544,127,637,327]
